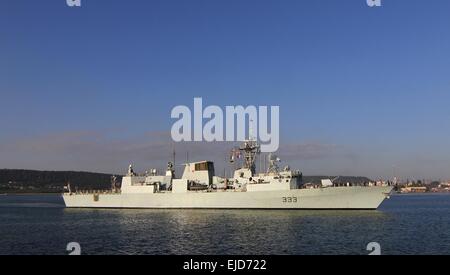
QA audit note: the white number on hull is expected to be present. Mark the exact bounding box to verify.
[282,197,298,203]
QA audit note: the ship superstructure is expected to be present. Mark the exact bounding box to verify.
[63,139,392,209]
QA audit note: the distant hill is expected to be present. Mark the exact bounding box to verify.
[0,169,373,193]
[0,169,120,193]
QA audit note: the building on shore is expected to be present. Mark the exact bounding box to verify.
[400,186,427,193]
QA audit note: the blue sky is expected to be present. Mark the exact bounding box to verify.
[1,0,450,180]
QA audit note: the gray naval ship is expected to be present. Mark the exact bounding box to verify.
[63,139,393,209]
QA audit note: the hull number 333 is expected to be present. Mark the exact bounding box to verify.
[282,197,298,203]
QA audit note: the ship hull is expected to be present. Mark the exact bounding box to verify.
[63,186,393,210]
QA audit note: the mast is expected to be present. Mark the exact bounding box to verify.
[239,120,260,175]
[172,144,176,167]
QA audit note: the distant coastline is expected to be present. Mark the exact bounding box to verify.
[4,169,447,195]
[0,169,117,194]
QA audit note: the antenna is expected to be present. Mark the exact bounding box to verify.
[259,152,262,174]
[249,118,257,141]
[249,119,253,141]
[172,143,176,167]
[263,153,266,173]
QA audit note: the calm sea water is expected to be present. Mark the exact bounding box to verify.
[0,193,449,255]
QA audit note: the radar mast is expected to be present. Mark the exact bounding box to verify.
[239,120,260,175]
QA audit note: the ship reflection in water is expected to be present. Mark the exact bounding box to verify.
[1,193,450,255]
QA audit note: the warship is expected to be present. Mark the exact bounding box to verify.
[63,138,393,209]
